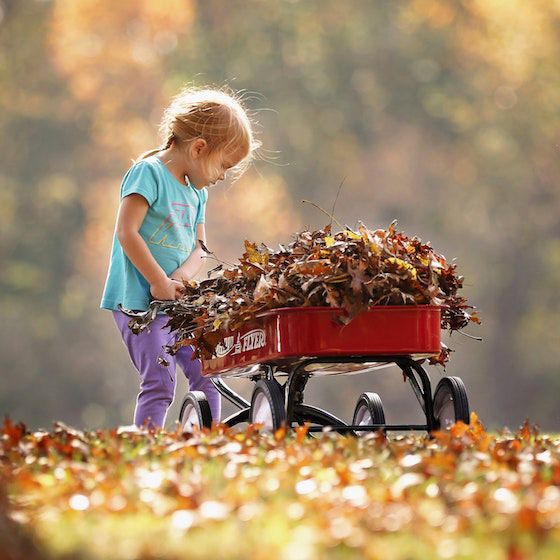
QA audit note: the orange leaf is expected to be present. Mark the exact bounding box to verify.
[450,421,469,438]
[519,419,531,443]
[274,426,287,441]
[295,423,309,444]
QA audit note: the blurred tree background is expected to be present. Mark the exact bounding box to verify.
[1,0,559,431]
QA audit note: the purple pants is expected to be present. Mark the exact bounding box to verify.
[113,311,220,428]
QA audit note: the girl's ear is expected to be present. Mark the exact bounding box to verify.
[190,138,208,159]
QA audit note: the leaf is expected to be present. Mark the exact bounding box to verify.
[244,240,269,266]
[199,239,213,254]
[294,423,310,443]
[3,416,26,446]
[519,419,532,443]
[449,421,470,439]
[273,426,287,440]
[344,230,361,240]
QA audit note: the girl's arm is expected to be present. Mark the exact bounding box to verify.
[170,223,207,282]
[116,194,184,301]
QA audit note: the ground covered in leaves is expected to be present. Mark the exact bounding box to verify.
[1,417,559,560]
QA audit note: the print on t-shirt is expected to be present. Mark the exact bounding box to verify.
[149,202,192,252]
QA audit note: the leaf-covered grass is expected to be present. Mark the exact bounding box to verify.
[1,416,560,560]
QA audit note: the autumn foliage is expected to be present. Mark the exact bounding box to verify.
[127,222,479,365]
[1,416,560,559]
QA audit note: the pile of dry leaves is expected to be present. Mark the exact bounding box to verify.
[125,222,479,365]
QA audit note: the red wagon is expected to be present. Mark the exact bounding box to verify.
[179,305,470,434]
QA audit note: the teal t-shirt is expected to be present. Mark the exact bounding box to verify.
[101,156,208,311]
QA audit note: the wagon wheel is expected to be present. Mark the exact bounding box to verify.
[433,376,470,430]
[250,379,286,432]
[352,392,386,436]
[179,391,212,432]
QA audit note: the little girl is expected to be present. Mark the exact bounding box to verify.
[101,87,259,428]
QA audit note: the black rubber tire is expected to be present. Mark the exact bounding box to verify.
[249,379,286,431]
[433,376,470,430]
[352,392,386,435]
[179,391,212,431]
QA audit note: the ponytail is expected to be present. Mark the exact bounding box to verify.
[136,134,175,162]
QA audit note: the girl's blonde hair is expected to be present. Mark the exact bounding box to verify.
[139,87,260,178]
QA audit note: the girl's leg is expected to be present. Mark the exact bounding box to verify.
[113,311,177,428]
[175,345,221,423]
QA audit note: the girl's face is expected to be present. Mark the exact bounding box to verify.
[187,141,247,189]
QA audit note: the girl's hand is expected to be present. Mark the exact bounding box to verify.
[150,278,184,301]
